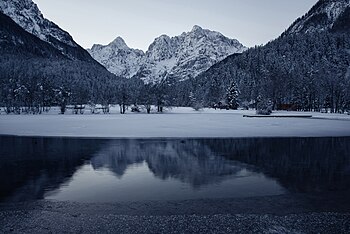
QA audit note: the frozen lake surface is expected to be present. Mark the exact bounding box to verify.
[0,108,350,138]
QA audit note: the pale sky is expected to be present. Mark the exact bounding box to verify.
[33,0,318,51]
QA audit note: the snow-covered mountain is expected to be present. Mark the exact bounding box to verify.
[0,0,95,61]
[285,0,350,35]
[88,25,246,83]
[88,37,145,78]
[0,11,65,59]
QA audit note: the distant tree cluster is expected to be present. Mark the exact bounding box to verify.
[0,57,111,114]
[0,56,176,114]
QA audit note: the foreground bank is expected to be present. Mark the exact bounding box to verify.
[1,194,350,233]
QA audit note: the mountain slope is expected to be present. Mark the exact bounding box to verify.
[284,0,350,35]
[186,0,350,112]
[0,11,64,59]
[0,0,96,62]
[0,11,123,110]
[88,25,246,83]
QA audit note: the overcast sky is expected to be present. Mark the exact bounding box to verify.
[33,0,318,51]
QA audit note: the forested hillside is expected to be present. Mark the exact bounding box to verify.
[185,0,350,112]
[0,12,125,114]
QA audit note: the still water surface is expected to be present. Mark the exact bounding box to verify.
[0,137,349,203]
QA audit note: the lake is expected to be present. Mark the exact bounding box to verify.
[0,136,349,203]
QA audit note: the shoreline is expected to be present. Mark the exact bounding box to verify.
[1,134,350,140]
[2,192,350,216]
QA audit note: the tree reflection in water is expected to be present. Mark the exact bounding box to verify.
[0,136,349,202]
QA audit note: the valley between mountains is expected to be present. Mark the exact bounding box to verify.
[1,0,349,114]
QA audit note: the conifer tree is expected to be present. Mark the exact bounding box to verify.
[226,82,239,110]
[189,91,202,111]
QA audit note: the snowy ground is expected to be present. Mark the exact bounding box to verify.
[0,107,350,138]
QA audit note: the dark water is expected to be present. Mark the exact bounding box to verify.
[0,136,349,203]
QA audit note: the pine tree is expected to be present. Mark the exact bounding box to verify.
[189,91,202,111]
[226,82,239,110]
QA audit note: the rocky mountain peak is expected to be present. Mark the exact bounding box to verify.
[109,36,129,49]
[87,37,145,78]
[191,25,203,32]
[89,26,247,83]
[147,34,175,61]
[148,34,172,50]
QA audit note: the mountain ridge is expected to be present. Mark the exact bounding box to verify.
[0,11,65,59]
[88,25,246,83]
[283,0,350,35]
[0,0,98,62]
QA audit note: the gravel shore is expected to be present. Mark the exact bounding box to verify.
[1,211,349,233]
[1,194,350,233]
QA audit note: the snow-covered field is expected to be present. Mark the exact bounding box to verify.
[0,107,350,138]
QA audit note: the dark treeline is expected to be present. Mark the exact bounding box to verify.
[0,55,178,114]
[0,56,116,114]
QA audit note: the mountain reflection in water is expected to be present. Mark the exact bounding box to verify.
[91,140,246,188]
[0,137,349,202]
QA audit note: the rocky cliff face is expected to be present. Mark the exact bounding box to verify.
[285,0,350,35]
[0,11,64,58]
[0,0,96,61]
[88,25,246,83]
[88,37,145,78]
